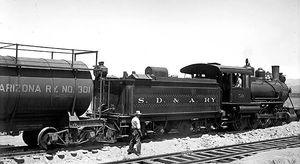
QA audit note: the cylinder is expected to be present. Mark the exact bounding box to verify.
[272,65,279,81]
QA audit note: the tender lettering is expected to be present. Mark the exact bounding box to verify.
[138,97,145,104]
[156,97,163,103]
[204,97,210,103]
[211,97,216,102]
[173,98,179,103]
[136,96,217,105]
[189,98,195,103]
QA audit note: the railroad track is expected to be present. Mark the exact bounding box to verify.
[0,146,45,158]
[106,135,300,164]
[0,140,128,159]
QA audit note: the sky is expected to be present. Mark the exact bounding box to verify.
[0,0,299,78]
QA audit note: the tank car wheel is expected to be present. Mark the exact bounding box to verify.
[22,130,39,147]
[37,127,58,149]
[178,121,192,135]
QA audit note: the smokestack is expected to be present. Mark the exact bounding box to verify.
[272,65,279,81]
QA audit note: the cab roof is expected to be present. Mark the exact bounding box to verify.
[180,63,253,75]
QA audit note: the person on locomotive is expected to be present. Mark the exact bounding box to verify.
[233,73,242,88]
[127,110,143,155]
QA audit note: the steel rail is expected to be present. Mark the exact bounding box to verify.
[0,146,45,158]
[106,135,300,164]
[0,135,299,163]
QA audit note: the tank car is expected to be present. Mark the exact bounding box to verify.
[0,42,115,149]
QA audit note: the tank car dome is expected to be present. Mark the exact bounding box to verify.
[255,68,265,80]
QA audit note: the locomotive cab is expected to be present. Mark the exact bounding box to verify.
[180,63,253,103]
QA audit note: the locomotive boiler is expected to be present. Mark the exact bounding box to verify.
[251,66,289,102]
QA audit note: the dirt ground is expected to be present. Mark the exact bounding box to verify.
[0,121,300,164]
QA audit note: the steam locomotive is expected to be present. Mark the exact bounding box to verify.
[0,42,298,149]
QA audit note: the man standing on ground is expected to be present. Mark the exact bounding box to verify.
[127,110,142,155]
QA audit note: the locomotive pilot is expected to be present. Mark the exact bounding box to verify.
[127,110,142,155]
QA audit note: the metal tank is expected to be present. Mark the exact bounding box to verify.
[0,55,93,131]
[251,66,289,102]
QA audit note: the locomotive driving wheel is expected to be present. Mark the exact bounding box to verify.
[258,107,272,128]
[248,115,259,129]
[37,127,58,149]
[230,113,248,131]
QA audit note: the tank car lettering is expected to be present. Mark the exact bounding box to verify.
[82,86,89,93]
[138,97,145,104]
[36,85,41,92]
[5,84,13,92]
[54,86,59,93]
[22,85,28,92]
[0,84,4,92]
[14,84,20,92]
[0,84,17,92]
[21,84,41,93]
[78,86,91,94]
[46,85,51,93]
[62,85,73,93]
[27,84,41,93]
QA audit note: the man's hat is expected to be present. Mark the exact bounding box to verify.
[135,110,142,115]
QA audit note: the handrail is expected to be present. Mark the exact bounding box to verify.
[0,42,99,69]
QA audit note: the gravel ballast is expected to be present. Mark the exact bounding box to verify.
[0,121,300,163]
